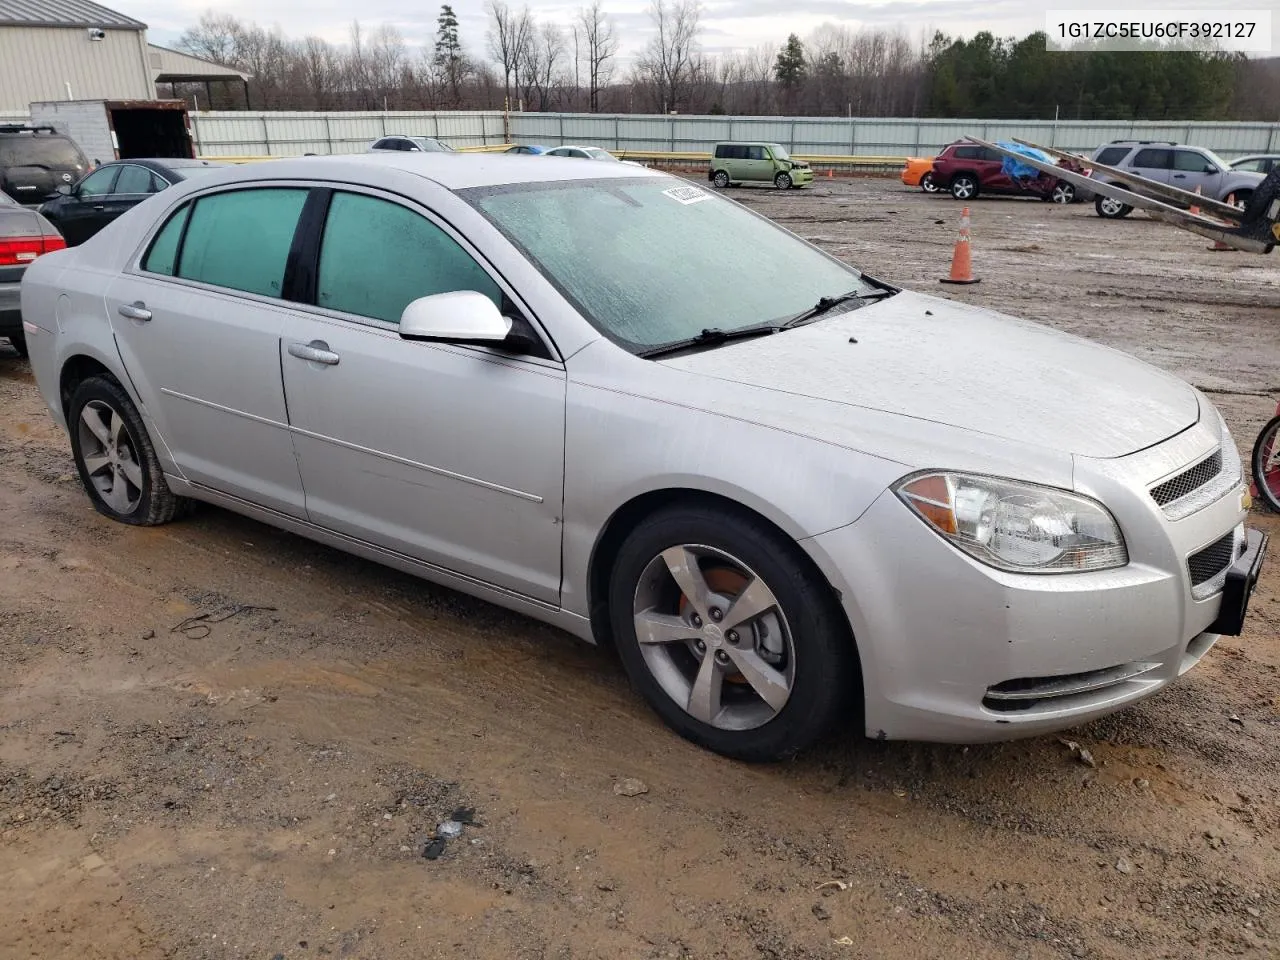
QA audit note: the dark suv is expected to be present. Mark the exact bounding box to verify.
[931,142,1075,203]
[0,125,90,206]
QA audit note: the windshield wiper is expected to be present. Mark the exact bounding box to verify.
[780,285,896,329]
[637,323,781,359]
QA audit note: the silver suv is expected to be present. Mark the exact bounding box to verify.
[1084,140,1264,219]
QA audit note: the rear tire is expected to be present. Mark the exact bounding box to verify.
[6,333,26,359]
[950,174,979,200]
[1252,416,1280,513]
[1095,195,1132,219]
[67,375,187,526]
[608,503,860,761]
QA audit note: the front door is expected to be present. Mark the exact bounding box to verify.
[106,185,310,517]
[1170,149,1223,198]
[54,165,120,245]
[279,188,566,603]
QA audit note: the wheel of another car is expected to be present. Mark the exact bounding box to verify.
[774,171,793,190]
[1049,181,1075,204]
[607,503,860,761]
[68,375,187,526]
[950,174,978,200]
[6,332,26,359]
[1252,415,1280,513]
[712,170,730,189]
[1095,195,1132,219]
[920,172,938,193]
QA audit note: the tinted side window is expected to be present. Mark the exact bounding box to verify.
[149,171,168,192]
[1173,150,1214,173]
[1132,148,1172,169]
[714,145,727,159]
[1095,146,1130,166]
[981,148,1005,163]
[142,203,190,276]
[952,146,981,160]
[78,167,119,197]
[316,191,501,324]
[747,146,765,160]
[177,188,307,297]
[114,165,152,194]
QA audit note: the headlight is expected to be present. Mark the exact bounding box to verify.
[895,472,1128,573]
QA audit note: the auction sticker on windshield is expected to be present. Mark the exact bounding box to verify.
[663,185,710,205]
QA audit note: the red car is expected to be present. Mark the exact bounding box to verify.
[931,142,1076,204]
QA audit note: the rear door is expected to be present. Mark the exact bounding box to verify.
[105,185,311,516]
[1128,148,1172,187]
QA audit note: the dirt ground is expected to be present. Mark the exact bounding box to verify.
[3,176,1280,960]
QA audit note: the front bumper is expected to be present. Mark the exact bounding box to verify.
[790,167,814,186]
[805,419,1261,743]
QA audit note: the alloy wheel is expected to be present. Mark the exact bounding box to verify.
[77,399,143,515]
[632,544,795,730]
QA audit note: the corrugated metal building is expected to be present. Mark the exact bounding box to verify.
[0,0,247,112]
[0,0,151,110]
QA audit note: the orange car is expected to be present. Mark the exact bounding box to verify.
[901,157,939,192]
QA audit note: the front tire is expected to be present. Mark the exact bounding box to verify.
[712,170,730,189]
[1095,195,1132,219]
[608,504,859,761]
[774,172,793,190]
[67,375,187,525]
[950,174,978,200]
[1252,416,1280,513]
[1049,180,1075,204]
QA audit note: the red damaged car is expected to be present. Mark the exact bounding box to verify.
[931,142,1079,203]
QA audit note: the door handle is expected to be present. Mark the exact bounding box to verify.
[1172,174,1187,179]
[117,300,152,321]
[93,204,105,210]
[288,340,340,366]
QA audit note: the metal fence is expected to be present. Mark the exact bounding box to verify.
[6,108,1280,160]
[187,111,1280,160]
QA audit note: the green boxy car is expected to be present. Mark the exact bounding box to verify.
[709,142,814,190]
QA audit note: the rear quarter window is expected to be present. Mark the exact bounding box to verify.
[142,203,190,276]
[952,146,981,160]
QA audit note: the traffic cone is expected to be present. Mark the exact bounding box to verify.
[827,167,833,179]
[940,207,980,285]
[1190,185,1201,216]
[1208,194,1238,251]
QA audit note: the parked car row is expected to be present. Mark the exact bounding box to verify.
[898,138,1274,216]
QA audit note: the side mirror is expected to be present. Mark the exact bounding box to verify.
[1205,166,1218,174]
[56,184,73,196]
[399,291,512,344]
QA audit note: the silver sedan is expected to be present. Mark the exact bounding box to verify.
[20,154,1267,760]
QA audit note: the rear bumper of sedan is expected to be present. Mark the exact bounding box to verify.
[804,429,1260,743]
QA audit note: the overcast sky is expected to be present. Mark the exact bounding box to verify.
[137,0,1272,61]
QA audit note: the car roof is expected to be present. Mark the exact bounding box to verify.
[170,152,665,192]
[1232,154,1278,161]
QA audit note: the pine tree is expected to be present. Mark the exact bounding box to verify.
[774,33,806,90]
[434,4,463,102]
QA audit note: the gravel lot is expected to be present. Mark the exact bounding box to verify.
[2,176,1279,960]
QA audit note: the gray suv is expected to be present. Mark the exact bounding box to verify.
[1084,140,1265,219]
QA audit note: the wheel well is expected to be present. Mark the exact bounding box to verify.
[59,355,113,415]
[950,169,979,185]
[586,488,853,653]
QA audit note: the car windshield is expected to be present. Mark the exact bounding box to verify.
[769,144,791,161]
[417,138,454,153]
[466,178,870,351]
[0,136,85,168]
[1200,147,1231,170]
[583,148,614,161]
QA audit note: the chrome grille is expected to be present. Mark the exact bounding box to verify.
[1151,450,1222,506]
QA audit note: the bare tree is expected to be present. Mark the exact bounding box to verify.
[178,12,242,64]
[635,0,702,113]
[487,0,535,109]
[368,24,407,109]
[520,21,567,111]
[577,0,618,112]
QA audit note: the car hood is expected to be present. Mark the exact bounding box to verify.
[659,291,1199,459]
